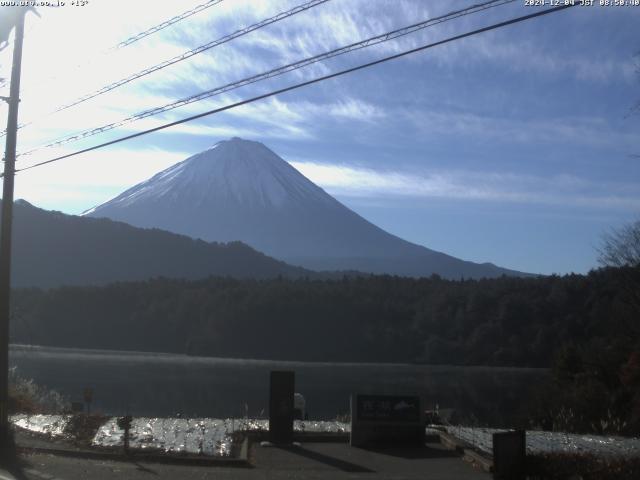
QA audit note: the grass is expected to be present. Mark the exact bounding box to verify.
[526,452,640,480]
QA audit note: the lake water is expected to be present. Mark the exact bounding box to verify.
[9,344,548,424]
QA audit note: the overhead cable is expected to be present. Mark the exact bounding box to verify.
[114,0,225,50]
[6,0,330,137]
[1,0,225,136]
[13,3,576,175]
[17,0,513,157]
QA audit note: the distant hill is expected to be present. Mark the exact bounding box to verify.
[85,137,529,279]
[2,199,310,288]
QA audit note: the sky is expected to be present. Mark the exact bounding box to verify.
[0,0,638,275]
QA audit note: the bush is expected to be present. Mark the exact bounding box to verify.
[8,367,70,414]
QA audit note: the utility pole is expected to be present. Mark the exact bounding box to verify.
[0,10,25,454]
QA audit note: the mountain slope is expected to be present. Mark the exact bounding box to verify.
[3,200,309,288]
[86,138,527,279]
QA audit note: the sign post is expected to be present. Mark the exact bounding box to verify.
[83,387,93,415]
[117,415,133,455]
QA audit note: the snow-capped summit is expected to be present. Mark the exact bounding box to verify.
[85,138,525,278]
[87,138,333,214]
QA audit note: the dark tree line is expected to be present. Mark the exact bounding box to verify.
[9,265,640,433]
[7,267,636,366]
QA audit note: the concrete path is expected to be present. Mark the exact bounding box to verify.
[7,441,488,480]
[253,441,489,479]
[0,469,16,480]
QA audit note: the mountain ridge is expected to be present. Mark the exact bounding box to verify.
[3,199,312,288]
[85,137,529,279]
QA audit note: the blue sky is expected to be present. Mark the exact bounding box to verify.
[0,0,638,275]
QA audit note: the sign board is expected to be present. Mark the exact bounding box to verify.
[269,371,294,444]
[493,430,526,480]
[350,394,424,448]
[83,387,93,403]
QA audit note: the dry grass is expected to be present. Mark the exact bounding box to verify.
[527,452,640,480]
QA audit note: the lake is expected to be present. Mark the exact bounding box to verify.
[9,344,548,425]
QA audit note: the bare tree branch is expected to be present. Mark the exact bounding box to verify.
[598,220,640,268]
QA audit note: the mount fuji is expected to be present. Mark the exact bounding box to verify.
[85,138,525,279]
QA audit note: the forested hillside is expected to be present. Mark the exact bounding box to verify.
[3,200,310,287]
[10,267,636,366]
[11,266,640,433]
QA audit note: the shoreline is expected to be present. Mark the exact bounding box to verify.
[8,344,550,371]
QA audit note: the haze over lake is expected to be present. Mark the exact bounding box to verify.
[10,344,547,424]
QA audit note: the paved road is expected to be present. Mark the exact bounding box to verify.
[6,442,489,480]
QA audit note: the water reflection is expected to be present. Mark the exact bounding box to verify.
[9,344,548,424]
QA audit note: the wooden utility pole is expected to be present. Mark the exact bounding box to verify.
[0,10,25,453]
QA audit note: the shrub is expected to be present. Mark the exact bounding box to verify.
[8,367,70,414]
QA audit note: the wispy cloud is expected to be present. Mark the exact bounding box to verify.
[15,147,189,212]
[14,88,386,154]
[12,0,634,157]
[290,160,640,211]
[445,35,638,84]
[399,109,640,151]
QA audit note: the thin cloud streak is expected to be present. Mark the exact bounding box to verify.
[15,147,190,211]
[400,109,640,150]
[290,161,640,211]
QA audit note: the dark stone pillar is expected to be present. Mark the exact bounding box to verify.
[269,371,294,444]
[493,430,526,480]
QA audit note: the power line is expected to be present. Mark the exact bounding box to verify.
[17,0,514,158]
[54,0,329,113]
[0,0,226,135]
[114,0,225,50]
[14,3,576,176]
[7,0,330,138]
